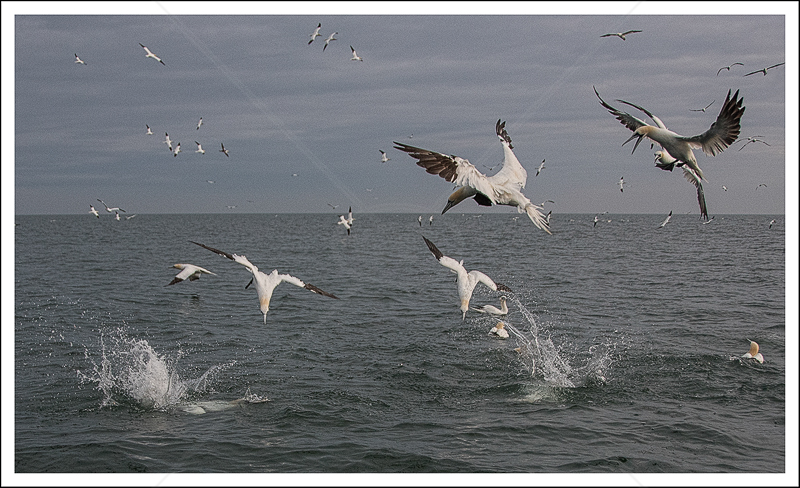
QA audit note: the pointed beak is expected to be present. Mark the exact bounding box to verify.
[442,200,456,215]
[245,278,253,289]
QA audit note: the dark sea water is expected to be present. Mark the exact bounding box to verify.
[12,213,788,479]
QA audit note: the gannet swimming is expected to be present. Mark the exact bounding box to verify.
[658,210,672,228]
[308,23,322,44]
[139,43,165,65]
[196,117,203,130]
[195,141,205,154]
[146,124,153,135]
[594,86,745,182]
[736,136,770,151]
[337,215,351,235]
[163,133,172,151]
[350,46,363,61]
[472,296,509,316]
[74,54,86,65]
[717,62,744,76]
[322,32,337,52]
[422,236,512,321]
[173,142,181,157]
[394,120,551,234]
[690,100,715,112]
[190,241,339,324]
[89,205,100,218]
[535,159,546,177]
[742,340,764,363]
[619,176,626,192]
[743,63,784,77]
[97,199,126,213]
[489,321,510,339]
[380,150,390,163]
[219,143,230,157]
[600,29,642,40]
[166,263,217,286]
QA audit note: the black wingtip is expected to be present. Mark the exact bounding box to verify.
[422,235,443,261]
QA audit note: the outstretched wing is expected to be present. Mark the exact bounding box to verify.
[279,273,339,299]
[681,167,708,220]
[489,119,528,191]
[594,86,650,134]
[681,89,745,156]
[190,241,234,260]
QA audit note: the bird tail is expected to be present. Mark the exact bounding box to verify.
[523,204,552,234]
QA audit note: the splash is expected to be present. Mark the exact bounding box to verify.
[77,328,235,411]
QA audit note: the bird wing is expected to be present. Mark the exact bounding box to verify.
[681,167,708,220]
[489,119,528,191]
[622,30,642,35]
[594,87,650,133]
[680,89,745,156]
[190,240,236,261]
[279,273,338,299]
[422,235,468,275]
[467,270,498,292]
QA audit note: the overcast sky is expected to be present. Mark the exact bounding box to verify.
[4,2,797,217]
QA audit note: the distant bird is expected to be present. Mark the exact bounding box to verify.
[207,180,214,184]
[429,215,434,225]
[380,150,390,163]
[600,29,642,40]
[690,100,715,112]
[346,206,355,226]
[538,200,555,207]
[593,215,599,227]
[594,86,745,182]
[350,46,363,61]
[97,199,126,213]
[139,42,165,65]
[146,124,153,135]
[89,205,100,218]
[226,205,237,209]
[722,185,728,191]
[422,236,512,321]
[489,321,510,339]
[219,143,230,157]
[619,176,626,192]
[163,133,173,151]
[125,214,137,220]
[472,296,509,316]
[702,216,715,225]
[337,215,351,235]
[418,215,423,226]
[736,136,770,151]
[742,340,764,363]
[173,142,181,157]
[113,211,120,221]
[74,53,86,65]
[756,183,768,190]
[190,241,339,324]
[717,62,744,76]
[327,203,339,210]
[545,210,552,225]
[308,23,322,44]
[322,32,337,52]
[535,159,546,177]
[394,120,551,234]
[743,63,784,77]
[195,141,205,154]
[769,219,776,229]
[658,210,673,228]
[166,264,216,286]
[196,117,203,130]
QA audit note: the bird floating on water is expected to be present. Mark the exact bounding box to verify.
[308,23,322,44]
[743,63,784,77]
[350,46,363,61]
[74,54,86,65]
[489,321,510,339]
[394,120,551,234]
[97,199,126,213]
[139,43,165,65]
[422,236,512,321]
[742,340,764,363]
[322,32,337,52]
[472,296,509,316]
[166,264,216,286]
[190,241,339,324]
[600,30,642,40]
[717,62,744,76]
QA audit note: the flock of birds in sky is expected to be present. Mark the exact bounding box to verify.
[74,22,780,362]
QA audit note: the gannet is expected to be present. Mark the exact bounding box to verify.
[166,264,217,286]
[322,32,337,52]
[418,215,423,226]
[422,236,512,321]
[472,296,509,316]
[173,142,181,157]
[593,215,599,227]
[736,136,770,151]
[190,241,339,324]
[690,100,715,112]
[114,211,121,221]
[535,159,546,177]
[619,176,626,192]
[308,23,322,44]
[756,183,768,190]
[489,321,510,339]
[327,203,340,210]
[394,120,551,234]
[97,199,126,213]
[74,54,86,65]
[89,205,100,218]
[722,185,728,191]
[658,210,672,228]
[600,30,642,40]
[594,86,745,182]
[196,117,203,130]
[350,46,363,61]
[380,150,390,163]
[219,143,230,157]
[346,206,354,226]
[195,141,205,154]
[743,63,784,77]
[125,214,137,220]
[545,210,551,225]
[146,124,153,135]
[337,215,351,235]
[769,219,776,229]
[717,63,744,76]
[429,215,434,225]
[139,43,165,65]
[742,340,764,363]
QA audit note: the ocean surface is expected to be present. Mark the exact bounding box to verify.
[12,213,787,476]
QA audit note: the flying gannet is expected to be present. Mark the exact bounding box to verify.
[380,150,390,163]
[743,63,784,77]
[139,43,166,65]
[322,32,337,52]
[422,236,512,321]
[600,29,642,40]
[337,215,351,235]
[394,120,551,234]
[163,133,172,151]
[658,210,673,228]
[350,46,363,61]
[472,296,509,316]
[736,136,770,151]
[166,264,217,286]
[489,321,510,339]
[219,143,230,157]
[97,199,126,213]
[195,141,205,154]
[742,340,764,363]
[768,219,776,229]
[535,159,545,177]
[190,241,339,324]
[308,23,322,44]
[74,54,87,65]
[619,176,626,192]
[173,142,181,157]
[717,62,744,76]
[89,205,100,218]
[146,124,154,135]
[196,117,203,130]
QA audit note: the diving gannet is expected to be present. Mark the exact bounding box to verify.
[380,150,390,163]
[619,176,626,192]
[139,43,165,65]
[190,241,339,324]
[337,215,351,235]
[173,142,181,157]
[166,264,217,286]
[658,210,673,228]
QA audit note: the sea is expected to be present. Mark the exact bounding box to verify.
[10,212,791,482]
